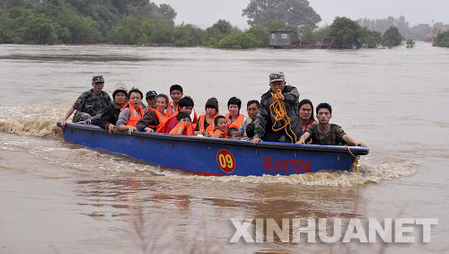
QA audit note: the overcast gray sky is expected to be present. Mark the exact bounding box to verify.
[152,0,449,28]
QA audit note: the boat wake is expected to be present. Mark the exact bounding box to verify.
[170,156,417,187]
[0,106,63,137]
[0,105,416,186]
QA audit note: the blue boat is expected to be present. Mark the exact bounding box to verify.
[59,123,369,176]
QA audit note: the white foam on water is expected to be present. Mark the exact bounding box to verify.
[144,155,417,187]
[0,106,64,137]
[0,106,417,185]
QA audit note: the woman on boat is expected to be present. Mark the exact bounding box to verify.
[225,97,246,129]
[99,83,128,134]
[196,97,220,135]
[298,99,316,133]
[116,88,145,135]
[137,94,169,133]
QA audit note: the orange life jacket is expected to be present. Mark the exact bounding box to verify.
[188,109,199,130]
[156,113,177,133]
[166,101,178,117]
[145,109,168,130]
[122,102,144,127]
[211,129,228,139]
[198,113,219,132]
[225,113,246,129]
[169,123,194,136]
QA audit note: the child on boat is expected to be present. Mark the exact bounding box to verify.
[169,112,194,136]
[196,97,220,136]
[157,96,196,133]
[227,127,242,140]
[209,116,228,138]
[241,123,255,141]
[297,103,363,146]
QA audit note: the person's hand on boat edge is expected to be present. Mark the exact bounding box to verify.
[128,126,136,135]
[252,137,261,145]
[107,124,115,134]
[144,127,154,134]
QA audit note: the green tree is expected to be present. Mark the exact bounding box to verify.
[433,30,449,48]
[329,17,362,49]
[382,26,403,48]
[242,0,321,29]
[216,32,260,49]
[312,25,330,43]
[35,1,102,43]
[151,19,175,44]
[173,24,205,46]
[3,7,58,44]
[107,15,153,45]
[158,3,176,21]
[204,20,236,46]
[359,28,382,48]
[246,26,269,47]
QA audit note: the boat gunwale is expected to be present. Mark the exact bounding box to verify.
[60,123,369,155]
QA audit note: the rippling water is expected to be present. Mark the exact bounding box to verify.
[0,43,448,253]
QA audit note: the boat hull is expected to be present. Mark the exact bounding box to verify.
[61,123,369,176]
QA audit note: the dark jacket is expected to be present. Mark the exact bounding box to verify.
[136,109,160,132]
[254,85,301,142]
[99,102,122,130]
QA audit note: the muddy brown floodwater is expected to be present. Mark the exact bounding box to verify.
[0,43,448,253]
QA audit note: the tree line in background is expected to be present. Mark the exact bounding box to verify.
[0,0,448,49]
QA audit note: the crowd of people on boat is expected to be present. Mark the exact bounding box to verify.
[60,72,363,146]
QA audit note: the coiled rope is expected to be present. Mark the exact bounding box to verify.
[269,89,297,143]
[345,145,360,172]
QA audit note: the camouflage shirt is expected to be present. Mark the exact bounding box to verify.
[254,85,301,142]
[307,124,347,145]
[73,89,111,117]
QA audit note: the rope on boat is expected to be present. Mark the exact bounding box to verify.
[345,145,360,172]
[269,89,297,143]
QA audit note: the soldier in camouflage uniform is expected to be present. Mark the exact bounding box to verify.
[297,103,363,146]
[252,72,301,144]
[61,75,111,126]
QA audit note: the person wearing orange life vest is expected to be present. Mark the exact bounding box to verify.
[145,90,158,110]
[166,84,183,117]
[116,88,145,135]
[166,84,198,127]
[157,96,196,133]
[196,97,220,135]
[225,96,246,130]
[169,112,195,136]
[209,115,228,139]
[137,94,169,133]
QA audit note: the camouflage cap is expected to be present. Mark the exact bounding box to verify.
[92,75,104,84]
[269,72,285,83]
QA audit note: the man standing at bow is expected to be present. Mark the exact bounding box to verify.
[252,72,301,144]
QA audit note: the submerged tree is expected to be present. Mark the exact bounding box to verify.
[433,30,449,48]
[329,17,362,49]
[242,0,321,29]
[382,26,403,48]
